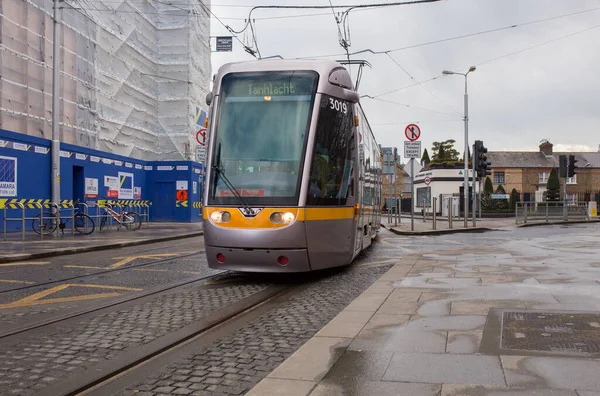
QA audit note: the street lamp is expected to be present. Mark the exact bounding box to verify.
[442,66,476,228]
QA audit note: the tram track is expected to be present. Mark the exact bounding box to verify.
[35,283,296,396]
[0,268,226,339]
[0,249,205,294]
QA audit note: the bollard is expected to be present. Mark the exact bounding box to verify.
[19,203,25,241]
[448,199,453,229]
[38,203,44,241]
[433,197,437,230]
[545,203,549,223]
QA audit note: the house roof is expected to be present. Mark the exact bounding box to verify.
[487,151,600,169]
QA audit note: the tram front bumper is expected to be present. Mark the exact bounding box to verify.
[206,245,311,273]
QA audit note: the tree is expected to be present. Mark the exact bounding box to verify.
[481,177,495,211]
[421,148,431,166]
[546,168,560,201]
[484,176,494,196]
[495,184,509,210]
[431,139,460,163]
[509,188,520,210]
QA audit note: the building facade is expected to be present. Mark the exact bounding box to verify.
[487,141,600,204]
[382,164,404,210]
[0,0,212,227]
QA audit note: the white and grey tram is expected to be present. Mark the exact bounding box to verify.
[202,59,382,273]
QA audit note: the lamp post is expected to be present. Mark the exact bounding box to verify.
[443,66,476,228]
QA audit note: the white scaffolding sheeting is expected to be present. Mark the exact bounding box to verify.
[0,0,211,160]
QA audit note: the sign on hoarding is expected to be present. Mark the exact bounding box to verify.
[216,36,233,52]
[84,178,98,198]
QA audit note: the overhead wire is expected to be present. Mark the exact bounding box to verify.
[384,52,461,115]
[295,5,600,59]
[375,19,600,98]
[235,0,441,56]
[361,96,461,117]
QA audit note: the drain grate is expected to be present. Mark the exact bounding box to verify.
[501,312,600,354]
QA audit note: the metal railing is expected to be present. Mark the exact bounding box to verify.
[516,202,589,224]
[2,200,152,239]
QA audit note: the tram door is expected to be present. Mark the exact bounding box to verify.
[353,140,366,254]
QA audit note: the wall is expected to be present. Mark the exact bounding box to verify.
[413,167,475,212]
[490,167,600,202]
[0,128,203,232]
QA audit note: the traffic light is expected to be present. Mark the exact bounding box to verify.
[474,140,491,178]
[568,155,578,178]
[559,155,568,178]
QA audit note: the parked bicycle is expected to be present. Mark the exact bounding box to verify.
[99,201,142,231]
[32,201,95,235]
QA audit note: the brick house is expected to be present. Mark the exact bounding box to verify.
[487,141,600,203]
[382,163,404,208]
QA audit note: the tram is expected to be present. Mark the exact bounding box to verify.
[202,59,382,272]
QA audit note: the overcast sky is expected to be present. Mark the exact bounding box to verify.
[209,0,600,161]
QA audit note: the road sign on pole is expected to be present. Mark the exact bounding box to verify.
[196,128,207,146]
[404,141,421,159]
[424,176,431,185]
[405,124,421,142]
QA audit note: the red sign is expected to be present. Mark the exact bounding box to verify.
[424,176,431,185]
[107,190,118,198]
[196,128,207,146]
[405,124,421,142]
[176,190,188,201]
[219,189,265,197]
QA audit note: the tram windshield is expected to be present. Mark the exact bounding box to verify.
[208,71,318,206]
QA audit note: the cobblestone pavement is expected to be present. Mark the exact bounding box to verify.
[0,281,269,395]
[115,263,392,396]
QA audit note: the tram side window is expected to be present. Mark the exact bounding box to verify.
[307,95,355,206]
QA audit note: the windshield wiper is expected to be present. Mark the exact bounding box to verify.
[213,143,255,216]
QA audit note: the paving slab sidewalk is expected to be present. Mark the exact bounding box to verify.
[247,224,600,396]
[382,216,599,235]
[0,222,203,263]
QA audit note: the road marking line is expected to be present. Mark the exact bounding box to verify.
[0,284,143,309]
[0,262,50,267]
[64,265,106,269]
[110,254,179,268]
[133,268,202,274]
[0,279,35,285]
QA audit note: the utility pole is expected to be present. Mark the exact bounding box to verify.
[52,0,62,216]
[472,143,476,227]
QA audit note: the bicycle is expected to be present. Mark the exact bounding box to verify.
[32,201,95,236]
[99,201,142,232]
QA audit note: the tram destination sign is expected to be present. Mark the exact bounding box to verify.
[404,141,421,159]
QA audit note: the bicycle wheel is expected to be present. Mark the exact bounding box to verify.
[122,212,142,231]
[32,212,58,235]
[74,213,95,235]
[99,215,107,232]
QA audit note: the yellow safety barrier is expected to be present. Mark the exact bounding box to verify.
[0,198,73,209]
[98,200,151,207]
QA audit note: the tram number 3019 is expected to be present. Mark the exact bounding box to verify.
[329,98,348,114]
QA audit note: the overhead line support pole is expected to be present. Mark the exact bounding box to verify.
[52,0,62,220]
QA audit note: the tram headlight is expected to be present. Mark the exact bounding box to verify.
[210,211,231,223]
[270,212,295,224]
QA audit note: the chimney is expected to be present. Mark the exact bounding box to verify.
[539,140,553,156]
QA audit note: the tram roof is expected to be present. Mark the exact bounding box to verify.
[214,59,346,77]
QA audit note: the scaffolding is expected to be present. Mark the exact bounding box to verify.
[0,0,211,160]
